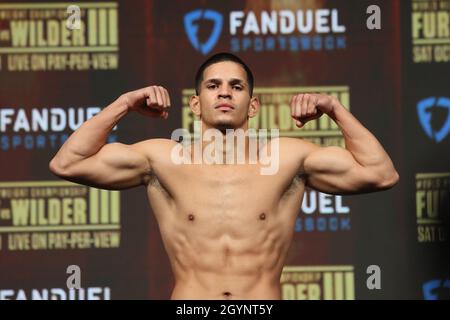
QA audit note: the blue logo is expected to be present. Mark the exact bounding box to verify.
[417,97,450,143]
[423,279,450,300]
[184,9,223,55]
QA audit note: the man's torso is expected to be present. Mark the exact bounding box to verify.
[143,138,308,299]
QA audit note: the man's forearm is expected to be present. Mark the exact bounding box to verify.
[329,99,397,173]
[51,97,128,169]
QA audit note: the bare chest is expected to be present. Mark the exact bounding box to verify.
[148,164,304,227]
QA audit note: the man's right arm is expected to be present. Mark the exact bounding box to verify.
[49,86,171,190]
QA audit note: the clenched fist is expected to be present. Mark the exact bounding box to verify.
[290,93,337,128]
[121,86,171,119]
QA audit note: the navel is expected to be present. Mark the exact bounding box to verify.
[259,212,266,220]
[223,291,232,299]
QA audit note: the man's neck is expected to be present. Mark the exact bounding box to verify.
[194,121,253,164]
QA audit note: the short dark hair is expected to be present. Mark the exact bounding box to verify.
[195,52,254,96]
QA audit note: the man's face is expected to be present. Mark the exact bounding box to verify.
[191,61,257,131]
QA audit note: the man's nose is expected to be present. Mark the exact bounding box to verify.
[218,85,232,99]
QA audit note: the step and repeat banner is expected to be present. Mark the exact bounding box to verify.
[0,0,448,300]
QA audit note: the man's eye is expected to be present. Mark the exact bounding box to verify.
[233,86,243,90]
[207,84,217,89]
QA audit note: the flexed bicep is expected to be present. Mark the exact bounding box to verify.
[303,146,383,195]
[51,141,151,190]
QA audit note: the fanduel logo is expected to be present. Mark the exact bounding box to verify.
[417,97,450,143]
[423,279,450,300]
[184,9,223,55]
[184,9,346,53]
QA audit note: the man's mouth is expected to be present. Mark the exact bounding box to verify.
[215,103,235,111]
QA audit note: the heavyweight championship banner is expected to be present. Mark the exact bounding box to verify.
[0,0,449,300]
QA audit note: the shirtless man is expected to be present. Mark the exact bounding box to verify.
[49,52,399,300]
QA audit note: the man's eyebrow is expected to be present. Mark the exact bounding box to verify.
[229,78,246,85]
[204,78,221,84]
[204,78,246,85]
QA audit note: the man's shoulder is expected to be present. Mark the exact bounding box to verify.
[134,138,177,148]
[131,138,178,158]
[275,137,322,170]
[277,137,319,151]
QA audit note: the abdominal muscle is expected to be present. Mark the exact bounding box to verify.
[146,159,305,300]
[171,276,281,300]
[169,251,284,300]
[159,208,294,300]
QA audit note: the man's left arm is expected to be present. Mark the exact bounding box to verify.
[290,93,399,195]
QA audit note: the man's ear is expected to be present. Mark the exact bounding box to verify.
[248,96,260,118]
[189,95,201,117]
